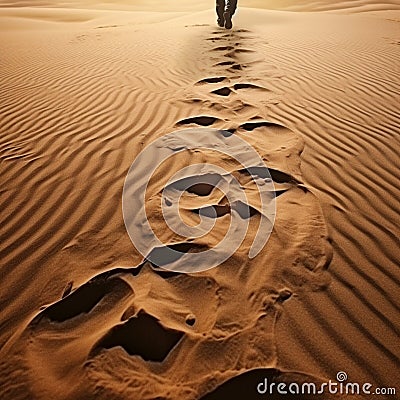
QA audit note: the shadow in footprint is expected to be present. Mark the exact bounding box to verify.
[270,170,294,183]
[194,204,231,218]
[239,121,284,131]
[212,87,232,97]
[194,201,258,219]
[169,173,221,196]
[214,61,235,67]
[213,46,234,51]
[177,116,220,126]
[41,276,117,323]
[275,190,289,197]
[147,242,208,268]
[227,49,255,57]
[93,311,183,362]
[234,83,268,91]
[197,76,227,84]
[236,48,254,53]
[240,167,293,184]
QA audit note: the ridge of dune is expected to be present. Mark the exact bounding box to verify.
[1,0,400,13]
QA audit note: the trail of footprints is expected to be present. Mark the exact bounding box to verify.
[177,28,280,131]
[12,27,329,400]
[26,27,294,366]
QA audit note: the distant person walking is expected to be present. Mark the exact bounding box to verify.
[216,0,238,29]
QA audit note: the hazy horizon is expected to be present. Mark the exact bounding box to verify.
[1,0,399,12]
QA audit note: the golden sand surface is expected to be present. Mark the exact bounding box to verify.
[0,2,399,399]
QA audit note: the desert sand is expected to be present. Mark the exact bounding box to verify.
[0,1,399,399]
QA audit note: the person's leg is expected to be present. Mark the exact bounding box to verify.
[226,0,238,15]
[216,0,225,27]
[223,0,237,29]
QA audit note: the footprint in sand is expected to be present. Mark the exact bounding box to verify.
[233,82,267,91]
[211,87,233,96]
[211,83,270,97]
[212,45,235,51]
[176,115,222,126]
[206,28,264,68]
[214,60,235,66]
[195,76,228,85]
[239,120,284,131]
[193,76,270,98]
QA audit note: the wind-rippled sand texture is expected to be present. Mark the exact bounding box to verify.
[0,2,399,400]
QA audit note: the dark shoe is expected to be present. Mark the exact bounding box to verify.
[217,17,224,27]
[223,11,232,29]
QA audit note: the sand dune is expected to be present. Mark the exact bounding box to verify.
[1,0,400,12]
[0,2,399,400]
